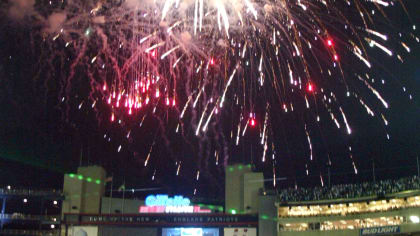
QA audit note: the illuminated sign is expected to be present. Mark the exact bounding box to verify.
[139,206,212,213]
[142,194,212,214]
[162,228,219,236]
[65,214,259,226]
[360,226,400,235]
[145,195,190,207]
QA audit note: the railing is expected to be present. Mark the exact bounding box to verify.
[0,229,60,235]
[0,189,63,197]
[278,176,420,203]
[0,214,60,222]
[278,221,417,233]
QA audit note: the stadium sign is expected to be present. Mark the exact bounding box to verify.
[139,205,211,213]
[145,194,190,207]
[360,226,400,235]
[143,194,210,213]
[64,213,259,226]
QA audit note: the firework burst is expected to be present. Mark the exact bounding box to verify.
[3,0,418,191]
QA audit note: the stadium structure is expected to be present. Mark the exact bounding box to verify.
[0,187,63,235]
[274,177,420,236]
[0,164,419,236]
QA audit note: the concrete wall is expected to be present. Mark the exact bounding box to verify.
[243,172,264,214]
[225,164,253,213]
[62,174,83,215]
[401,223,420,235]
[78,166,106,214]
[225,165,264,214]
[62,166,106,216]
[101,197,144,214]
[259,194,277,236]
[278,229,357,236]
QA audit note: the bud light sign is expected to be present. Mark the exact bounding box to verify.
[145,195,191,207]
[360,226,400,235]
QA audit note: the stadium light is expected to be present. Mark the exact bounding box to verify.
[53,200,58,205]
[410,215,419,224]
[23,198,28,203]
[7,185,11,190]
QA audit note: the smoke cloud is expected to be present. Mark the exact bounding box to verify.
[45,13,67,33]
[8,0,36,20]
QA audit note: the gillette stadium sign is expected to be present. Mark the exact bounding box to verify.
[360,226,400,235]
[140,195,211,213]
[146,195,191,207]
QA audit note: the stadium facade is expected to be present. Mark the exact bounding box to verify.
[1,164,419,236]
[61,165,263,236]
[0,187,63,235]
[276,190,420,236]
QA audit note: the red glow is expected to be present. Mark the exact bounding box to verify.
[103,84,107,91]
[166,97,170,106]
[172,98,176,106]
[334,54,339,61]
[327,39,333,47]
[250,118,256,126]
[210,57,215,65]
[111,113,115,122]
[151,50,156,57]
[307,82,314,92]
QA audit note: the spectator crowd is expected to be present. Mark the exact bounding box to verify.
[279,176,420,202]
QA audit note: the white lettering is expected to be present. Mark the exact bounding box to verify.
[165,206,194,213]
[361,226,399,235]
[145,194,190,206]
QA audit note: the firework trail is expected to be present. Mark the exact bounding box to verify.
[2,0,418,188]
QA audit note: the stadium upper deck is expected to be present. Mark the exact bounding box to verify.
[276,176,420,236]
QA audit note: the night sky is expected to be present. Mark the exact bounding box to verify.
[0,0,419,201]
